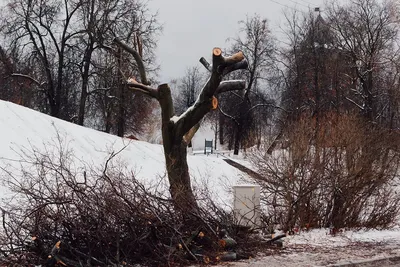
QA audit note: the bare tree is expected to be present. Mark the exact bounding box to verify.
[220,14,277,155]
[1,0,84,120]
[326,0,399,122]
[1,0,160,130]
[174,66,205,115]
[114,38,248,214]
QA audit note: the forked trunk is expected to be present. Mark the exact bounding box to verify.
[113,39,248,217]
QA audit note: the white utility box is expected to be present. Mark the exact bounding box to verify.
[233,184,261,228]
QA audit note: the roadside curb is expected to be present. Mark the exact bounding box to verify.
[328,255,400,267]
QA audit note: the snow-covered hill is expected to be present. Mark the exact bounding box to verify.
[0,100,248,206]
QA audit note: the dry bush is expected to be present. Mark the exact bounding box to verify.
[251,113,400,231]
[0,134,265,266]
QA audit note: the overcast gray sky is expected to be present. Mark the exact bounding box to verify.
[147,0,325,83]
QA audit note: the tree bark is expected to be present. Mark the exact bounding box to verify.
[233,123,242,155]
[165,139,198,213]
[78,43,94,126]
[117,87,126,137]
[116,48,125,137]
[157,83,199,213]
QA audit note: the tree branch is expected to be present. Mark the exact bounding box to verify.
[183,122,201,145]
[126,78,159,99]
[218,106,240,125]
[222,60,249,75]
[216,80,246,94]
[158,84,174,123]
[10,73,46,87]
[345,96,364,110]
[113,37,150,85]
[246,103,282,114]
[199,57,211,72]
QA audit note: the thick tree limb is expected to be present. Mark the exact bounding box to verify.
[113,37,150,85]
[222,51,244,65]
[218,106,240,125]
[199,57,211,72]
[222,60,249,75]
[158,84,174,123]
[126,78,159,99]
[10,73,46,87]
[183,122,201,145]
[216,80,246,94]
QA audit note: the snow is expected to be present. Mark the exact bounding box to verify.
[287,228,400,248]
[232,184,260,188]
[1,100,400,266]
[191,122,216,151]
[213,228,400,267]
[170,115,180,123]
[0,100,248,207]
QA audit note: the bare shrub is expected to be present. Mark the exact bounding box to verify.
[0,139,176,265]
[251,113,400,231]
[0,134,266,266]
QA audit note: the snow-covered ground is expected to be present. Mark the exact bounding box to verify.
[0,101,251,207]
[0,100,399,266]
[215,228,400,267]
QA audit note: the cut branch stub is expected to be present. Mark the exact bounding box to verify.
[126,78,159,99]
[183,122,201,145]
[211,96,218,110]
[213,47,222,57]
[212,48,225,73]
[218,51,246,74]
[216,80,246,94]
[224,51,244,65]
[199,57,211,72]
[158,83,174,122]
[200,51,247,74]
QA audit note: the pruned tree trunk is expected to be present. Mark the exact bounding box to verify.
[165,139,198,212]
[114,40,248,215]
[157,83,198,213]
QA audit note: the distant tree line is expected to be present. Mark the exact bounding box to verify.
[0,0,160,137]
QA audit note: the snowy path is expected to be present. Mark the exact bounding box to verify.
[215,228,400,267]
[221,244,400,266]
